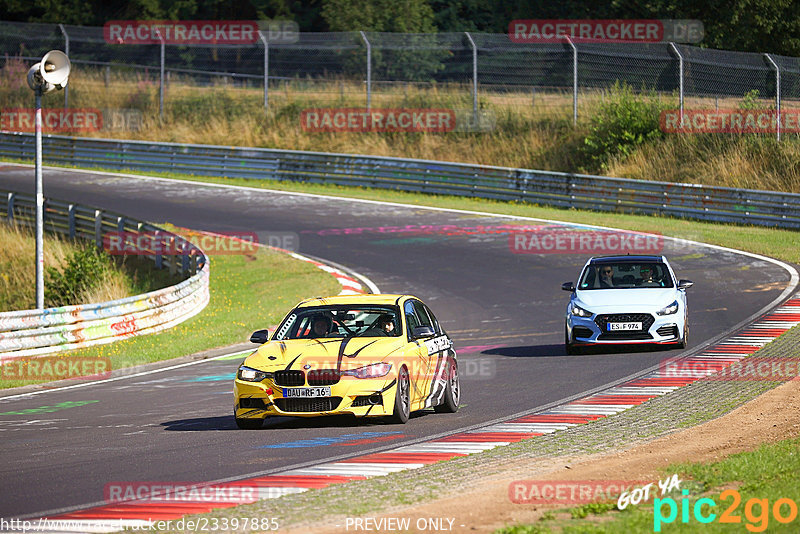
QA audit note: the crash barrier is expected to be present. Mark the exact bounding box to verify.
[1,132,799,229]
[0,189,209,359]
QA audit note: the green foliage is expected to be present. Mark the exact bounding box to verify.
[739,89,763,110]
[321,0,436,32]
[580,83,667,173]
[45,246,111,307]
[568,501,617,519]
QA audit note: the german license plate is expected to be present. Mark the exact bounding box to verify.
[608,322,642,331]
[282,387,331,398]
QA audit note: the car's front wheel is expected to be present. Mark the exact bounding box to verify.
[235,416,264,430]
[565,326,580,355]
[678,321,689,349]
[389,366,410,424]
[434,357,460,413]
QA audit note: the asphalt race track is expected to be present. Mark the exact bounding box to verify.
[0,165,794,519]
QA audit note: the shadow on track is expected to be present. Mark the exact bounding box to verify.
[484,343,683,357]
[162,411,433,431]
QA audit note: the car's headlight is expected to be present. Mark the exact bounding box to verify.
[571,304,592,318]
[342,363,392,379]
[237,366,270,382]
[656,300,680,316]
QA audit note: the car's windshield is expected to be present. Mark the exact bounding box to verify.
[273,306,401,340]
[578,262,673,290]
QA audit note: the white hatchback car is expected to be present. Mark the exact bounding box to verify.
[562,255,692,354]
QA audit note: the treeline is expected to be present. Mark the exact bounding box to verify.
[1,0,799,56]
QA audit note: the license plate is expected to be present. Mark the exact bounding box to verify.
[608,322,642,331]
[282,387,331,398]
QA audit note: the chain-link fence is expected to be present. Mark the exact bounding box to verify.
[1,20,798,137]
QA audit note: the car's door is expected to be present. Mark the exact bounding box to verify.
[404,299,435,408]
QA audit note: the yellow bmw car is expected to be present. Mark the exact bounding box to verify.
[233,294,460,429]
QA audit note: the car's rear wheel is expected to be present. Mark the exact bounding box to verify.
[434,357,460,413]
[389,366,410,424]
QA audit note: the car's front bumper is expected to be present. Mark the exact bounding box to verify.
[567,312,684,345]
[234,375,398,420]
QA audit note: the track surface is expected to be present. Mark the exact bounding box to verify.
[0,166,792,518]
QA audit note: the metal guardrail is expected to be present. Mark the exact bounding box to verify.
[0,189,210,358]
[1,132,799,229]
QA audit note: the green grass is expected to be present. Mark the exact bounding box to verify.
[0,245,341,389]
[498,437,800,533]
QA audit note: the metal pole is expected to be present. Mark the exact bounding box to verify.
[59,24,69,109]
[765,53,781,141]
[259,31,269,110]
[565,36,577,126]
[155,28,165,119]
[34,87,44,310]
[465,32,478,120]
[360,31,371,111]
[669,42,684,127]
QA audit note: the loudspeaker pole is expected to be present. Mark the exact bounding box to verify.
[34,85,44,309]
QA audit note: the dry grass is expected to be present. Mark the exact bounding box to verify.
[8,61,800,192]
[0,223,137,311]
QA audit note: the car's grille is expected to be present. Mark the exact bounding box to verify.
[275,397,342,412]
[273,370,305,386]
[595,313,654,340]
[573,326,594,339]
[239,398,269,409]
[657,325,679,338]
[307,369,340,386]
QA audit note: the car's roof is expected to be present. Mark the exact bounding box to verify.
[295,294,409,308]
[589,255,665,264]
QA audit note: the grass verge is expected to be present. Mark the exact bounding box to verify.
[499,437,800,533]
[0,244,341,389]
[0,221,174,311]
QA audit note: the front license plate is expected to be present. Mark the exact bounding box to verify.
[283,387,331,398]
[608,322,642,331]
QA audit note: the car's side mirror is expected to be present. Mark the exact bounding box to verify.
[678,280,694,289]
[411,325,435,340]
[249,329,270,344]
[561,282,576,292]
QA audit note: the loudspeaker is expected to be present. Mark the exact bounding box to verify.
[27,50,71,93]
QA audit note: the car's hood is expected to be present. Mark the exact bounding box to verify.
[575,288,678,312]
[244,337,406,371]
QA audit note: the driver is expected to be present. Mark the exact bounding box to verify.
[309,315,331,338]
[636,265,661,286]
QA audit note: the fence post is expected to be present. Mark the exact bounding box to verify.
[58,24,69,110]
[68,203,76,238]
[465,32,478,121]
[259,31,269,111]
[669,42,684,127]
[94,209,103,249]
[360,31,371,111]
[7,192,14,222]
[565,36,577,126]
[154,28,165,120]
[764,54,781,141]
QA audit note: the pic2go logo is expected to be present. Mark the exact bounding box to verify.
[654,489,799,532]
